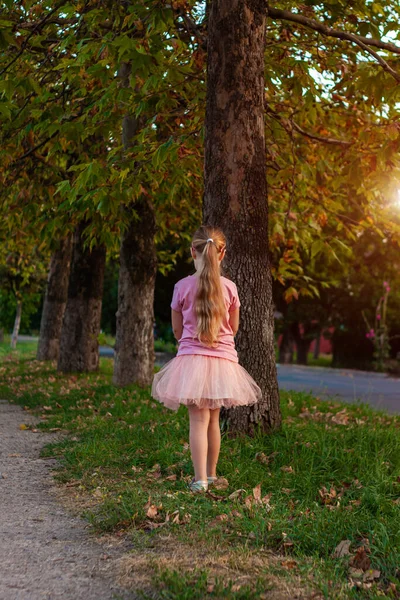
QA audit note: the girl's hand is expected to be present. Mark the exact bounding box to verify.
[171,309,183,341]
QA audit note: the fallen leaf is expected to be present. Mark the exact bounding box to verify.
[209,514,228,527]
[262,494,272,507]
[165,474,177,481]
[253,483,262,504]
[213,477,229,490]
[332,540,352,558]
[281,559,297,569]
[19,424,29,430]
[227,489,246,500]
[146,505,158,519]
[244,495,254,509]
[281,465,294,473]
[363,569,380,582]
[348,567,364,579]
[255,452,269,465]
[349,546,371,571]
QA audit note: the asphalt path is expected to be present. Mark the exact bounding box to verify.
[277,363,399,414]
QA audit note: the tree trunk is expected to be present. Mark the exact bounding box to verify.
[10,301,22,349]
[113,62,157,387]
[291,322,311,365]
[279,329,294,364]
[58,223,106,373]
[313,331,321,359]
[203,0,281,434]
[37,236,72,361]
[113,200,157,387]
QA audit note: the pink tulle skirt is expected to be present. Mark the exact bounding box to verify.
[151,354,262,411]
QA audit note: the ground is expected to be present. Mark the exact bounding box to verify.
[0,400,136,600]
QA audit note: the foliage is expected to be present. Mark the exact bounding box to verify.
[1,0,400,286]
[0,224,48,332]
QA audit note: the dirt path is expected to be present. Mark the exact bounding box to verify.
[0,400,136,600]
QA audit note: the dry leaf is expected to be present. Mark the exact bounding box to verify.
[19,424,29,430]
[281,559,297,569]
[209,514,228,527]
[244,495,254,509]
[255,452,269,465]
[349,546,371,571]
[213,477,229,490]
[252,483,262,504]
[143,496,158,519]
[165,474,177,481]
[348,567,364,579]
[146,505,158,519]
[332,540,352,558]
[363,569,380,582]
[281,465,294,474]
[227,489,246,500]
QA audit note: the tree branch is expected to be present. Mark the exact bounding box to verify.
[291,120,353,146]
[266,106,353,146]
[0,1,67,77]
[267,6,400,82]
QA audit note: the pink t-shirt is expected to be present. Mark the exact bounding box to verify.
[171,274,240,363]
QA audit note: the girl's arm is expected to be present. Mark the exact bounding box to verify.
[229,308,240,336]
[171,309,183,341]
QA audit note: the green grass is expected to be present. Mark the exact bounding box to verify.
[0,344,399,599]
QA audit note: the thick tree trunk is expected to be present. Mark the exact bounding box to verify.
[313,331,321,359]
[58,223,106,373]
[113,200,157,387]
[113,64,157,387]
[291,322,311,365]
[279,329,294,364]
[203,0,281,434]
[37,236,72,361]
[10,301,22,349]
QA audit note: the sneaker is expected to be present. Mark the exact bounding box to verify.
[189,479,208,493]
[207,476,218,486]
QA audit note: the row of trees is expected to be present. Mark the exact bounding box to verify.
[1,0,400,433]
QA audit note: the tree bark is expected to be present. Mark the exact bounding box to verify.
[291,322,312,365]
[203,0,281,434]
[58,223,106,373]
[313,331,321,359]
[113,200,157,387]
[10,301,22,349]
[37,236,72,361]
[113,63,157,387]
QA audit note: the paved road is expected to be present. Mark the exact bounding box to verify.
[277,363,399,413]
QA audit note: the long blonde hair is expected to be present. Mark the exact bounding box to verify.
[192,226,227,347]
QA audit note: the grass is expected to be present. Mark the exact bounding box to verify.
[0,342,399,599]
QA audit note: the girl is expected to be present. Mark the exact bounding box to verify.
[151,226,262,492]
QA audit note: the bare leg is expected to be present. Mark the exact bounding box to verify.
[207,408,221,478]
[188,405,210,481]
